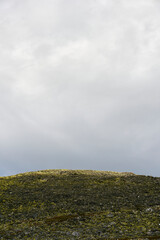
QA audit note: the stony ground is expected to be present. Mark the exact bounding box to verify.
[0,169,160,239]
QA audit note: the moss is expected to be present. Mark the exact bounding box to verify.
[0,169,159,239]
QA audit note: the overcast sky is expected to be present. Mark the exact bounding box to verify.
[0,0,160,177]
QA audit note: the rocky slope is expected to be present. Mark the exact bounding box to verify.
[0,169,160,239]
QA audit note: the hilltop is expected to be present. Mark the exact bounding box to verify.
[0,169,160,239]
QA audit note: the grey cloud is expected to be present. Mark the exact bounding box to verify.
[0,0,160,177]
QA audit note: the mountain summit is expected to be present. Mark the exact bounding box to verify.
[0,169,160,239]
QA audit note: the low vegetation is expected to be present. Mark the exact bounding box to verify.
[0,169,160,239]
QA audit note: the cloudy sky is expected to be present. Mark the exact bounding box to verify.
[0,0,160,177]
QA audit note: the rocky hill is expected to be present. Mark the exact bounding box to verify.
[0,169,160,239]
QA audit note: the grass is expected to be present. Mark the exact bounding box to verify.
[0,169,160,239]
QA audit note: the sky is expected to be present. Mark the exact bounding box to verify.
[0,0,160,177]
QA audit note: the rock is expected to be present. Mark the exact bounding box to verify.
[110,222,116,226]
[72,231,79,237]
[107,213,114,217]
[145,207,153,212]
[147,230,153,235]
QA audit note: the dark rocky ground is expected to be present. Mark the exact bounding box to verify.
[0,169,160,239]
